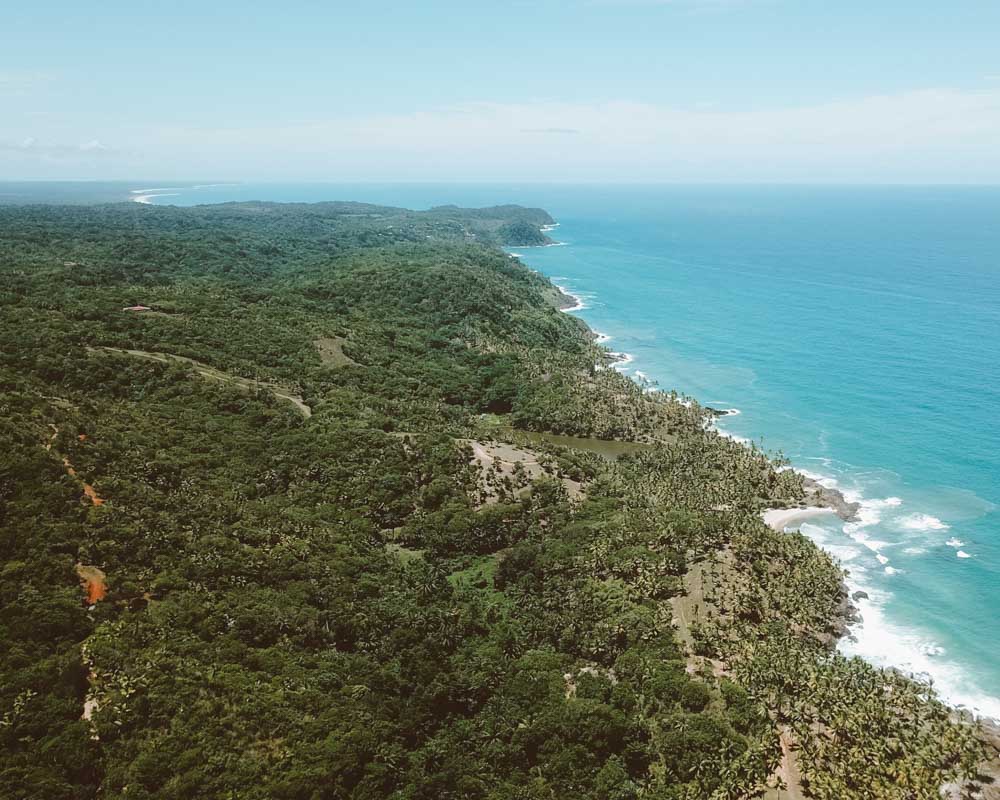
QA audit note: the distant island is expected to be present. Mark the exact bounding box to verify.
[0,199,990,799]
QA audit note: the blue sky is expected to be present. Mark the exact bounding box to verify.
[3,1,1000,182]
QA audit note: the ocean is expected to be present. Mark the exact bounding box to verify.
[65,182,1000,716]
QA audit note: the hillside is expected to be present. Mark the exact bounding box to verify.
[0,201,984,800]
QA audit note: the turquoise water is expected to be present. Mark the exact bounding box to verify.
[145,183,1000,716]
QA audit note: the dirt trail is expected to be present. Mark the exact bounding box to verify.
[47,426,105,506]
[669,561,705,657]
[763,727,806,800]
[672,553,806,799]
[42,424,108,746]
[62,458,104,506]
[44,428,109,604]
[93,346,311,417]
[79,643,101,739]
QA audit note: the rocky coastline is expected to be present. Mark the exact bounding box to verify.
[803,475,861,521]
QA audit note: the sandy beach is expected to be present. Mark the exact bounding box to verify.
[762,506,836,532]
[130,188,184,205]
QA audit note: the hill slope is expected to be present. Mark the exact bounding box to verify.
[0,201,984,799]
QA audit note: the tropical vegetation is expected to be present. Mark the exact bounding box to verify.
[0,200,986,799]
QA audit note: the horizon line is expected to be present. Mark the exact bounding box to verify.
[4,179,1000,188]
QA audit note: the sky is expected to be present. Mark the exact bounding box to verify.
[3,0,1000,183]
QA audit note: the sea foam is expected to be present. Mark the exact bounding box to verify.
[796,478,1000,720]
[552,282,586,313]
[610,352,635,371]
[897,513,950,531]
[839,584,1000,720]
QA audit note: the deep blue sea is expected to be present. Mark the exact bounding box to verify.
[131,183,1000,716]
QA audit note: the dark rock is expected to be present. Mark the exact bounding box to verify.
[802,476,861,521]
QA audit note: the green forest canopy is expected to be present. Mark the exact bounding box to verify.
[0,201,986,799]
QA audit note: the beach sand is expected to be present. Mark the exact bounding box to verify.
[762,506,836,532]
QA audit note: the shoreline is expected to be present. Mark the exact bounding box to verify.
[718,400,1000,722]
[551,279,637,371]
[537,255,1000,726]
[551,261,869,653]
[800,474,861,520]
[554,284,585,312]
[129,183,243,204]
[762,505,837,531]
[130,188,183,205]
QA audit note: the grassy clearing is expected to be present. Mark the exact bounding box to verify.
[466,439,583,505]
[447,555,511,607]
[385,543,425,564]
[518,430,661,460]
[313,336,358,368]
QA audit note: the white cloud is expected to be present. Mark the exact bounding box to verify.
[4,87,999,182]
[138,88,1000,183]
[0,137,117,158]
[520,127,581,134]
[0,70,54,96]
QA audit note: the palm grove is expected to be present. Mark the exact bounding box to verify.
[0,200,986,799]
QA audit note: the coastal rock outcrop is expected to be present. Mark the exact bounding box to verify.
[803,476,861,521]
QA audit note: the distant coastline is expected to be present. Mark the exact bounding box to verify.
[129,184,241,205]
[8,195,992,795]
[130,187,184,205]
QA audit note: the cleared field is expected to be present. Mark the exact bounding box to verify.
[313,336,358,368]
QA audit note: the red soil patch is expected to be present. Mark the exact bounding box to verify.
[82,483,104,506]
[76,564,107,604]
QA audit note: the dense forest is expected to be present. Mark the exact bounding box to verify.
[0,200,988,799]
